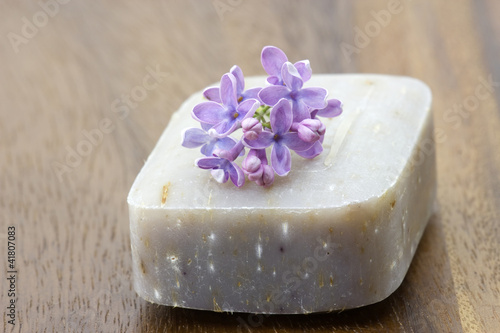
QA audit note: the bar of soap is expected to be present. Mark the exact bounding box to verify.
[128,74,435,314]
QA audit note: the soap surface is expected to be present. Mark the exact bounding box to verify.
[128,74,436,314]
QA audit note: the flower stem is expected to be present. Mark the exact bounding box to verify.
[226,139,245,161]
[254,105,271,128]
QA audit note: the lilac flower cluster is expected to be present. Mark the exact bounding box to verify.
[181,46,342,187]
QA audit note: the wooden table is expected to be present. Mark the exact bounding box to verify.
[2,1,499,332]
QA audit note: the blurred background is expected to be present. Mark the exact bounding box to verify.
[1,1,499,332]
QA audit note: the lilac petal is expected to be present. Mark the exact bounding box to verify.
[294,60,312,82]
[261,46,288,76]
[267,76,281,85]
[201,122,213,131]
[181,128,210,148]
[211,119,237,137]
[295,141,323,159]
[271,143,291,176]
[242,87,262,103]
[236,99,260,119]
[291,100,311,122]
[215,136,238,151]
[196,157,224,169]
[211,169,228,183]
[316,99,343,118]
[200,140,216,156]
[228,162,245,187]
[281,62,303,91]
[243,131,274,149]
[282,132,315,151]
[270,98,293,135]
[230,65,245,94]
[297,87,328,108]
[192,102,227,124]
[259,85,290,106]
[203,87,221,103]
[220,73,238,110]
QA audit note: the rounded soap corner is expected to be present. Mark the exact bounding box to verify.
[126,188,143,210]
[405,76,433,101]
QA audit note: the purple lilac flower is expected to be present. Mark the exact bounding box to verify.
[259,62,327,122]
[181,123,238,156]
[243,99,314,176]
[196,140,246,187]
[183,45,343,188]
[261,46,312,85]
[196,156,245,187]
[295,99,343,159]
[203,65,262,104]
[242,149,274,186]
[193,73,260,137]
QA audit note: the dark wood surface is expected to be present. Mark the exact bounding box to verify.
[1,1,500,332]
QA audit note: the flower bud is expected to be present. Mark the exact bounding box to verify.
[258,164,274,187]
[248,168,264,181]
[242,118,263,140]
[297,119,325,143]
[242,154,262,174]
[213,148,233,161]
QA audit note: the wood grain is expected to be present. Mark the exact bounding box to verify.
[1,0,499,332]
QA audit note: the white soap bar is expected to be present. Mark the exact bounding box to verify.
[128,74,435,314]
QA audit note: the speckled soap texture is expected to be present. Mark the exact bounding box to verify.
[127,74,436,314]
